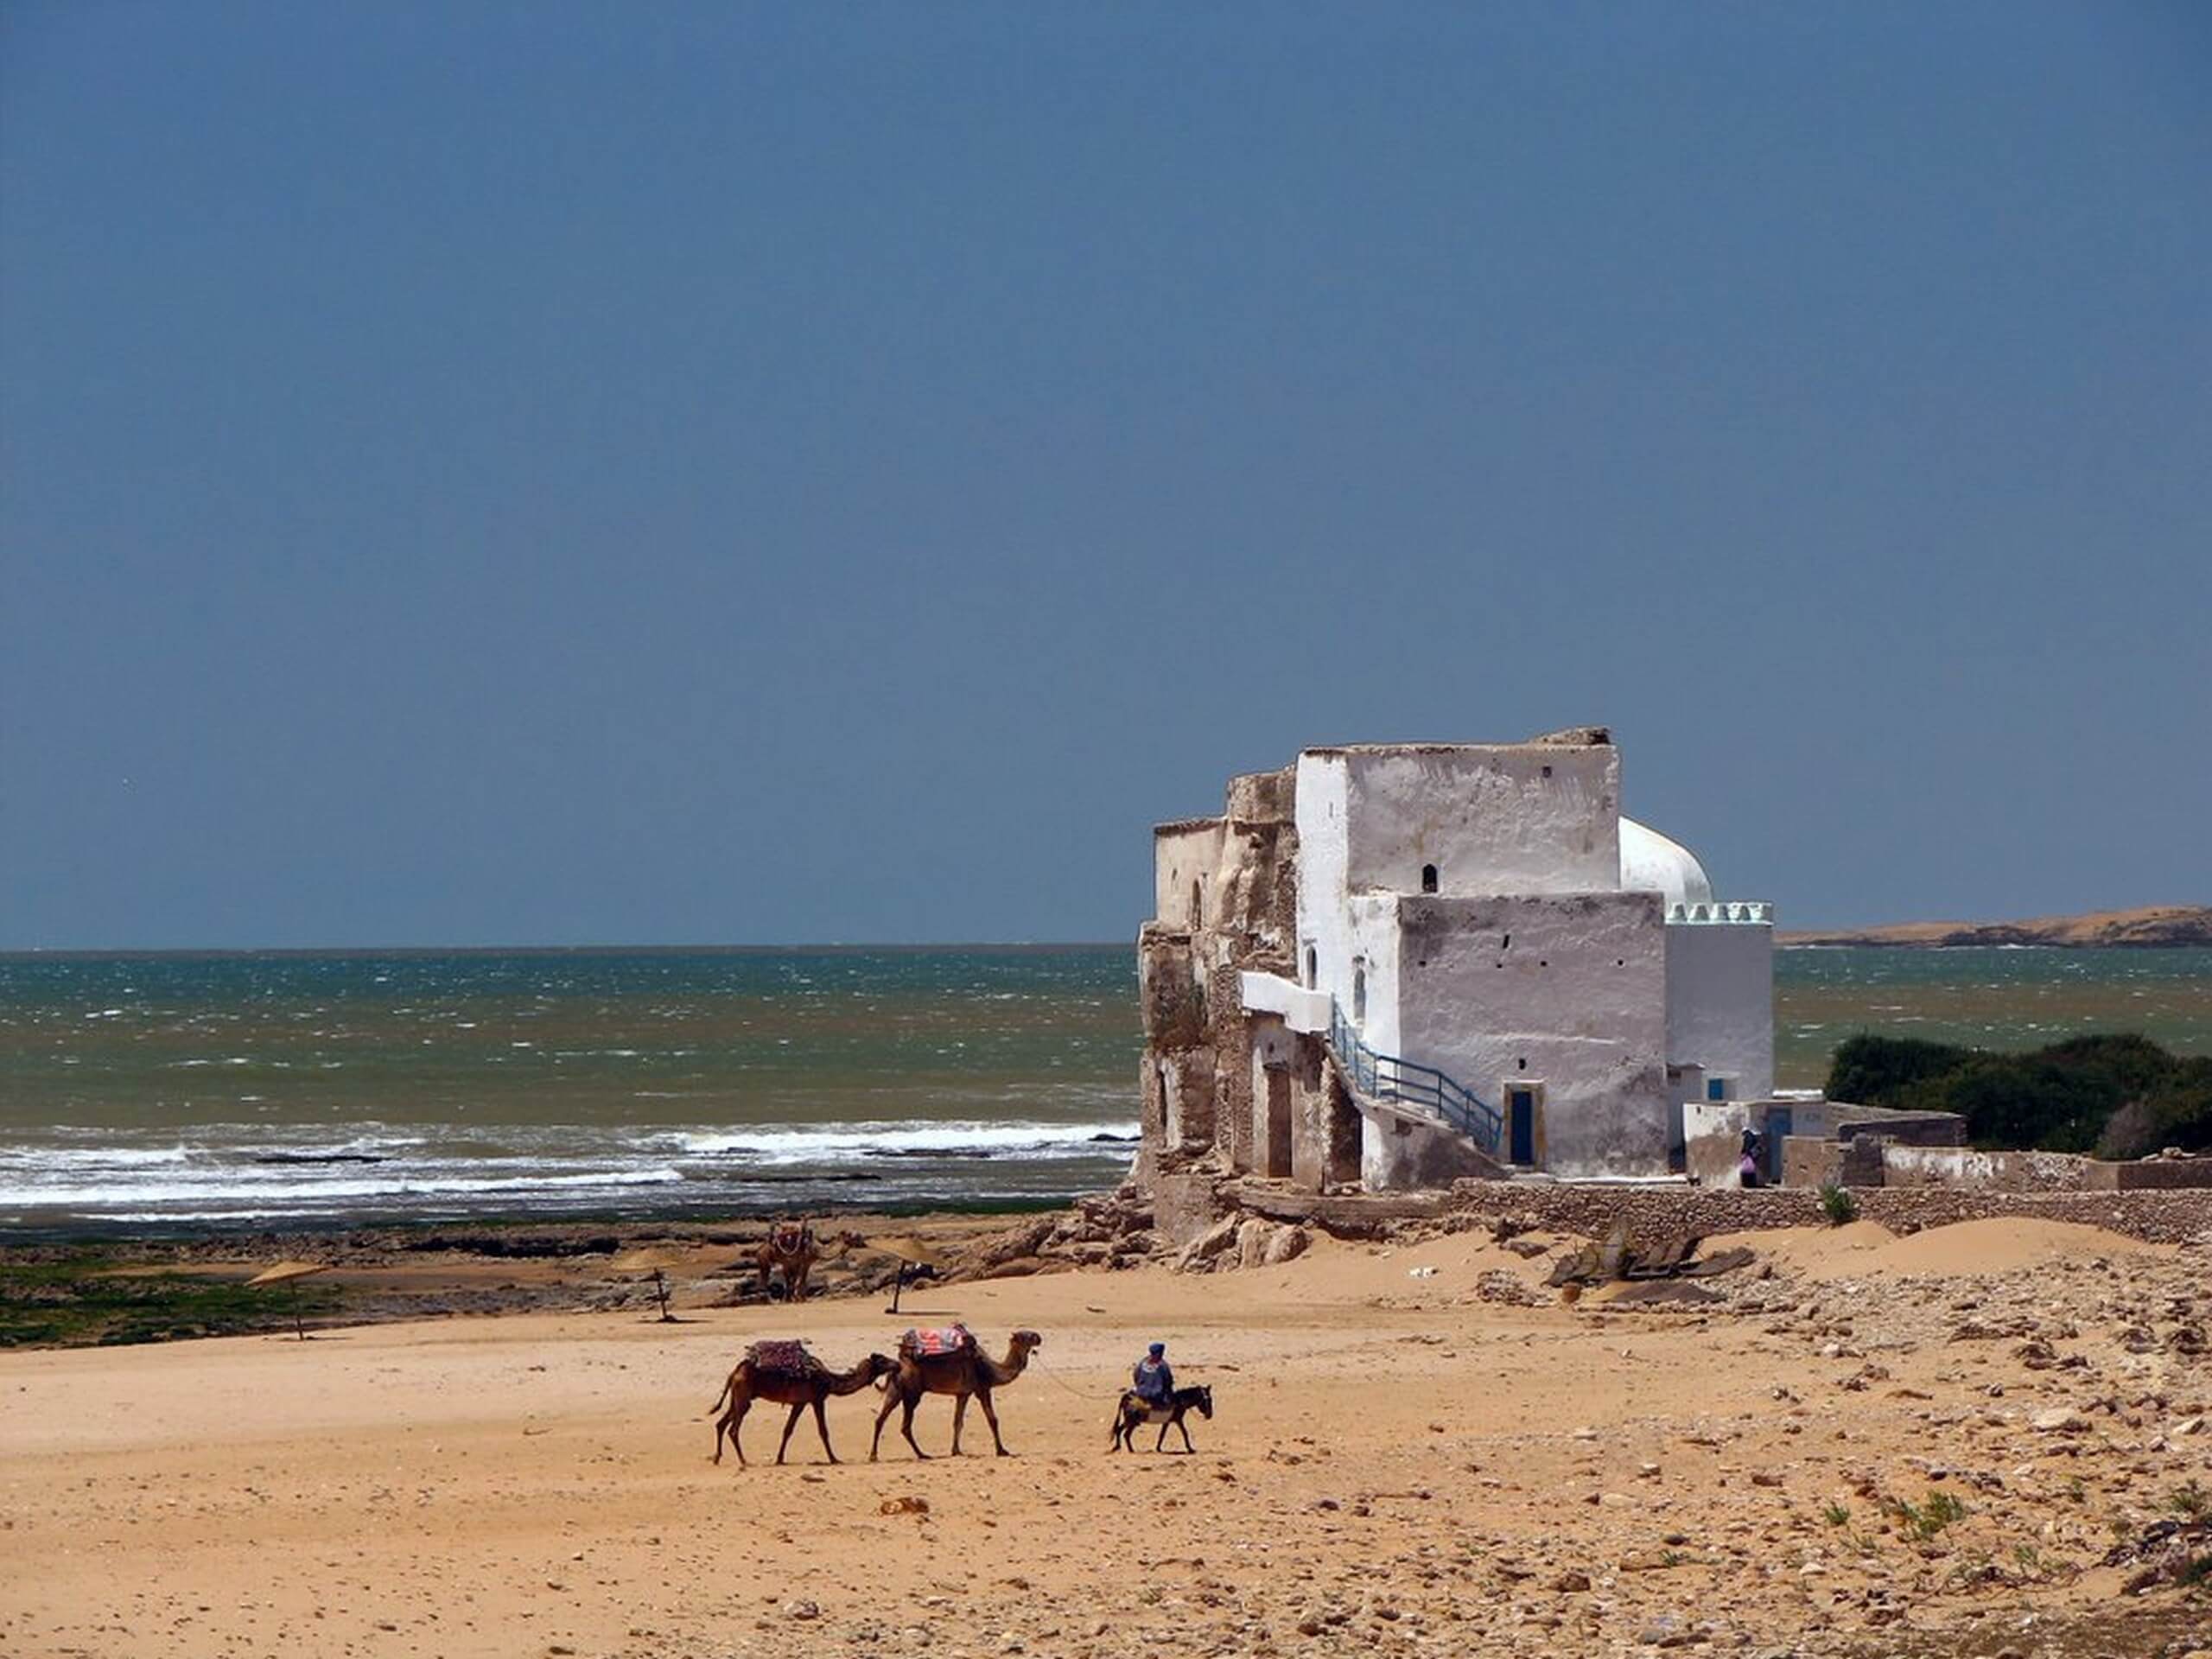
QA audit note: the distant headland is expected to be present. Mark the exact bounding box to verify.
[1781,904,2212,949]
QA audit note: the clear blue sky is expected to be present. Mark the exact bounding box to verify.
[3,3,2206,948]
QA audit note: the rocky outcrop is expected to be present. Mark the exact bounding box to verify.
[1781,904,2212,949]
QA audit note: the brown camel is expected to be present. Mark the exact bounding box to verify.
[752,1222,867,1303]
[870,1328,1043,1460]
[708,1341,895,1466]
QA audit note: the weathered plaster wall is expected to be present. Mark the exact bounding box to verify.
[1361,1105,1508,1188]
[1392,891,1669,1177]
[1663,920,1775,1100]
[1293,753,1352,1001]
[1225,766,1297,826]
[1153,821,1227,931]
[1880,1144,2109,1192]
[1140,766,1306,1192]
[1344,893,1404,1057]
[1688,1099,1965,1188]
[1683,1099,1754,1185]
[1337,745,1620,899]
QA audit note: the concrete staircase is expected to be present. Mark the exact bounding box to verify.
[1324,1003,1512,1179]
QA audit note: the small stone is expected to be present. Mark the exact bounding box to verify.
[787,1600,821,1621]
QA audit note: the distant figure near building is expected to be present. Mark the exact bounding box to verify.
[1137,728,1775,1194]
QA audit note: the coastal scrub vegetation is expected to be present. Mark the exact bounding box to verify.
[1827,1033,2212,1159]
[0,1255,340,1348]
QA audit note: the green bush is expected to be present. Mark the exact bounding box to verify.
[1825,1031,2209,1158]
[1818,1182,1859,1226]
[1825,1034,1973,1106]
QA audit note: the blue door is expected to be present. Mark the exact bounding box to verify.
[1508,1088,1536,1166]
[1765,1108,1792,1184]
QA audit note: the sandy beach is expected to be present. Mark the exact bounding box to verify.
[3,1213,2208,1659]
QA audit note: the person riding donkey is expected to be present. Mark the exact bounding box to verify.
[1112,1340,1213,1452]
[1133,1341,1173,1405]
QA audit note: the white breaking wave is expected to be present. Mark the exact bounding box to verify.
[0,1166,690,1210]
[669,1120,1139,1164]
[1,1116,1141,1224]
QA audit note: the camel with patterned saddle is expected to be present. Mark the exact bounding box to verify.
[708,1340,896,1466]
[751,1220,867,1302]
[870,1325,1043,1460]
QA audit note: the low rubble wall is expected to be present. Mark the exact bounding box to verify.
[1442,1179,2212,1247]
[2113,1156,2212,1190]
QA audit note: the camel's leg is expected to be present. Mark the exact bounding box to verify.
[775,1401,806,1465]
[976,1387,1010,1457]
[723,1396,752,1467]
[870,1387,898,1462]
[950,1393,969,1456]
[790,1265,807,1304]
[899,1394,928,1460]
[811,1396,837,1464]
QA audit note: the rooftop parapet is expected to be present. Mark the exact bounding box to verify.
[1668,900,1774,925]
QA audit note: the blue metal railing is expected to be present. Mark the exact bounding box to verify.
[1327,1002,1503,1154]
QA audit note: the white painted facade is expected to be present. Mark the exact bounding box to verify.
[1268,739,1771,1180]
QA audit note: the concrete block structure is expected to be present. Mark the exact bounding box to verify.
[1138,728,1776,1190]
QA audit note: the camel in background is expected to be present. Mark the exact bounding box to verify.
[708,1341,895,1467]
[752,1221,866,1302]
[870,1328,1042,1460]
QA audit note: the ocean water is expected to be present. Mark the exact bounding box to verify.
[0,949,1140,1234]
[2,944,2208,1234]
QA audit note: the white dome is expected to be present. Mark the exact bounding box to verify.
[1619,817,1713,908]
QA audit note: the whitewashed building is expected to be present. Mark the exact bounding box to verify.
[1138,728,1773,1187]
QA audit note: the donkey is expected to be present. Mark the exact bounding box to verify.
[1109,1383,1214,1453]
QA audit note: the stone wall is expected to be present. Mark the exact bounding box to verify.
[2113,1155,2212,1191]
[1137,768,1308,1195]
[1442,1179,2212,1247]
[1878,1143,2107,1192]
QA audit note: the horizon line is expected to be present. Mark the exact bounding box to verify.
[0,940,1140,961]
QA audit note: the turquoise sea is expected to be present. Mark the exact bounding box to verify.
[2,944,2207,1233]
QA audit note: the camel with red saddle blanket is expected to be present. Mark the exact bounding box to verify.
[708,1339,896,1467]
[870,1325,1042,1461]
[750,1220,867,1303]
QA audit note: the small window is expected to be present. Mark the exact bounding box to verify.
[1707,1077,1731,1102]
[1421,863,1439,894]
[1304,946,1318,989]
[1190,880,1203,926]
[1352,967,1367,1024]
